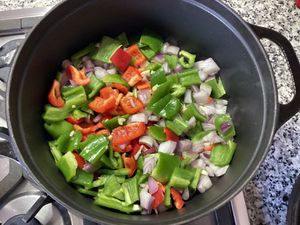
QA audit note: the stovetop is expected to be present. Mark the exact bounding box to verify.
[0,7,250,225]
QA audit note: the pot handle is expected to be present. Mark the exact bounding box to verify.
[249,24,300,127]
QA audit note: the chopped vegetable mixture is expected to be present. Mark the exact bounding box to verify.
[43,30,237,214]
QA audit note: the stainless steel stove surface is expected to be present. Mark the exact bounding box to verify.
[0,8,250,225]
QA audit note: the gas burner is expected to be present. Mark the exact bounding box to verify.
[4,215,41,225]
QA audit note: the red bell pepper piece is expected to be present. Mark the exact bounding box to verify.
[296,0,300,8]
[66,116,85,124]
[48,80,64,108]
[170,188,184,209]
[152,182,165,209]
[66,65,90,86]
[112,83,128,94]
[121,66,143,86]
[120,96,144,114]
[74,121,104,135]
[72,152,85,169]
[164,128,179,142]
[88,96,116,114]
[112,143,132,153]
[112,122,146,145]
[94,129,110,136]
[136,80,151,90]
[121,153,137,177]
[100,86,119,99]
[126,44,146,67]
[111,48,132,71]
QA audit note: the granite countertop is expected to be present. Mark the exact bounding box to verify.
[1,0,300,224]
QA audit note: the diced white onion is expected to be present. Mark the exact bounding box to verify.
[197,175,213,193]
[166,45,180,55]
[182,188,190,201]
[208,163,229,177]
[143,156,157,174]
[93,114,102,123]
[215,99,228,106]
[141,70,151,79]
[202,122,215,131]
[161,42,170,54]
[158,141,177,154]
[192,141,204,153]
[188,116,197,128]
[148,115,160,122]
[138,90,152,105]
[193,91,209,105]
[128,113,148,124]
[191,158,206,169]
[94,67,108,79]
[191,85,200,93]
[158,120,166,127]
[205,166,215,177]
[184,89,192,104]
[107,68,116,74]
[140,189,154,210]
[198,104,216,116]
[198,71,209,81]
[200,83,212,96]
[176,139,192,153]
[215,104,227,115]
[162,62,170,74]
[194,58,220,77]
[139,136,155,148]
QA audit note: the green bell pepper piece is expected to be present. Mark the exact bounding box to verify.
[103,175,125,200]
[168,167,194,189]
[84,74,105,99]
[148,81,172,108]
[91,36,121,63]
[95,193,142,214]
[141,46,156,60]
[149,94,172,115]
[57,151,77,182]
[100,154,116,169]
[122,176,139,205]
[178,50,196,69]
[71,43,96,61]
[138,174,148,184]
[79,134,97,150]
[72,109,88,120]
[210,140,237,167]
[177,69,201,86]
[145,62,161,71]
[93,175,110,188]
[48,142,62,163]
[151,153,181,183]
[102,115,129,131]
[71,169,93,188]
[164,185,171,207]
[189,168,202,191]
[166,74,179,85]
[137,156,144,170]
[159,97,182,120]
[150,68,166,87]
[171,84,186,98]
[80,135,109,165]
[43,105,70,123]
[206,78,226,98]
[165,55,178,70]
[166,117,189,136]
[62,86,87,110]
[98,168,129,176]
[50,130,82,153]
[215,114,236,141]
[186,122,204,138]
[148,125,166,141]
[140,30,163,53]
[182,103,206,122]
[191,130,211,142]
[77,187,98,197]
[102,74,129,87]
[116,32,129,47]
[44,121,73,139]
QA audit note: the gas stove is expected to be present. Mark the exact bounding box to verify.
[0,7,250,225]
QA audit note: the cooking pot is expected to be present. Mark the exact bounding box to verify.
[1,0,300,224]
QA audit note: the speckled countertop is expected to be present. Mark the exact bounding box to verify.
[1,0,300,224]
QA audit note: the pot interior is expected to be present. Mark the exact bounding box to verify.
[8,0,277,224]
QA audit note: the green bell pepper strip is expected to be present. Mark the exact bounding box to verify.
[80,135,109,165]
[165,55,178,70]
[171,84,186,98]
[189,168,202,191]
[186,122,204,138]
[84,74,105,99]
[48,141,62,163]
[206,78,226,98]
[93,175,110,188]
[214,114,236,141]
[116,176,126,183]
[145,62,161,71]
[102,115,129,131]
[168,167,194,189]
[98,168,129,176]
[191,130,211,142]
[149,94,172,115]
[50,130,82,153]
[122,176,139,205]
[108,145,119,169]
[151,153,181,183]
[139,30,163,53]
[147,81,172,108]
[141,46,156,60]
[137,156,144,170]
[44,121,73,139]
[43,105,70,123]
[114,152,124,169]
[178,50,196,69]
[95,193,142,214]
[180,156,191,168]
[77,187,98,197]
[61,86,88,110]
[210,140,237,167]
[91,36,121,63]
[71,43,96,61]
[71,169,93,188]
[116,32,129,47]
[138,174,148,184]
[166,74,179,85]
[148,125,166,142]
[159,97,182,120]
[79,134,97,150]
[150,68,167,87]
[164,185,171,207]
[177,69,201,87]
[57,151,78,182]
[103,175,125,201]
[102,74,129,87]
[72,109,88,120]
[166,117,189,136]
[182,103,206,122]
[100,154,116,169]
